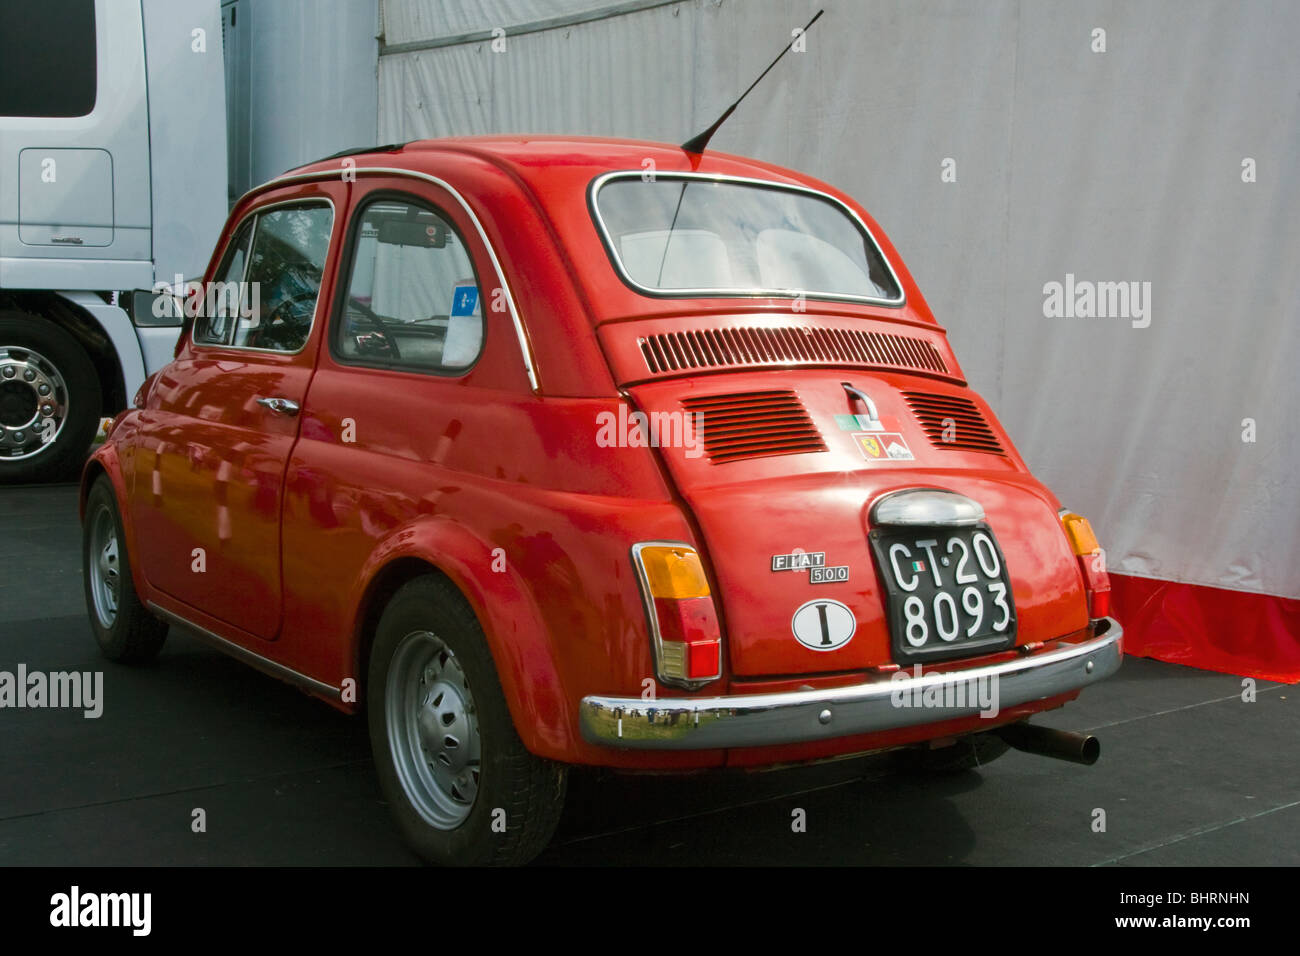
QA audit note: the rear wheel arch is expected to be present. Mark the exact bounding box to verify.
[353,557,447,692]
[350,535,575,761]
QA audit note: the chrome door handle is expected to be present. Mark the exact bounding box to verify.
[255,397,300,416]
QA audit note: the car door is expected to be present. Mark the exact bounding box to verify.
[129,181,344,639]
[276,177,546,675]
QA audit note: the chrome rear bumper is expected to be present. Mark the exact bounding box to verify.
[579,618,1122,750]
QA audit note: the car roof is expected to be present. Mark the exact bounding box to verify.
[284,135,829,194]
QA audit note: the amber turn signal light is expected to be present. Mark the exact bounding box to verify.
[1059,511,1110,620]
[638,545,711,599]
[1060,512,1100,556]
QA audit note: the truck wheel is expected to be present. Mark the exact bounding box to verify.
[368,575,567,866]
[0,312,102,483]
[895,732,1010,774]
[83,475,168,663]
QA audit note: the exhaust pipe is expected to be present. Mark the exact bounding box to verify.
[997,722,1100,765]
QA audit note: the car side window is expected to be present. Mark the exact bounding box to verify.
[193,221,253,347]
[233,204,334,352]
[335,196,483,372]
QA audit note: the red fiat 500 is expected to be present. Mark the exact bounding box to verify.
[81,137,1121,865]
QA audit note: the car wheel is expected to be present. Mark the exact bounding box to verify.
[368,575,567,866]
[0,312,102,483]
[895,731,1010,774]
[83,475,168,663]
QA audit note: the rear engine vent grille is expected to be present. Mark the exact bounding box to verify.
[681,390,827,464]
[640,326,949,377]
[903,391,1005,455]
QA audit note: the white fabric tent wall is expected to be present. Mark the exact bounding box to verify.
[376,0,1300,603]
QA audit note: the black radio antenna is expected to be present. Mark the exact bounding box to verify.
[682,8,825,154]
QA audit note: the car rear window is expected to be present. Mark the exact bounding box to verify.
[592,174,902,305]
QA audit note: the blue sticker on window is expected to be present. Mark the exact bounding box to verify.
[451,286,479,316]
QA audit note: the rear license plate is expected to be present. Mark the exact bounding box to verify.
[869,525,1017,662]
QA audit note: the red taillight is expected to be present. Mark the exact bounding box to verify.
[1089,583,1111,620]
[633,544,723,687]
[1060,511,1111,621]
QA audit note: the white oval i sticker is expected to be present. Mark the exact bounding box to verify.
[791,599,856,651]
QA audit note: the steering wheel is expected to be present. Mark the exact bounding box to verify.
[258,291,320,350]
[344,297,402,361]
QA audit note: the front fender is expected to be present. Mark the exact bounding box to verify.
[80,440,151,605]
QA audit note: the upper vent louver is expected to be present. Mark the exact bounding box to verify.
[903,391,1006,455]
[681,389,826,464]
[640,326,949,377]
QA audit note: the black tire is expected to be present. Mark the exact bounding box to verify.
[82,475,168,663]
[0,312,102,483]
[895,732,1010,775]
[367,575,567,866]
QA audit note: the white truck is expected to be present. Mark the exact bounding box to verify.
[0,0,227,482]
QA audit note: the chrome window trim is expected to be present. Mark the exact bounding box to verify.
[190,197,336,357]
[235,167,539,391]
[587,170,908,308]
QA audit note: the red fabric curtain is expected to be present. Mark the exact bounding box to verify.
[1111,574,1300,683]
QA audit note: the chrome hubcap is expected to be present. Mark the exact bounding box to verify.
[0,346,68,460]
[88,505,120,628]
[386,631,481,829]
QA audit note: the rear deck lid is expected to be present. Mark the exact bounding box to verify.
[625,368,1088,677]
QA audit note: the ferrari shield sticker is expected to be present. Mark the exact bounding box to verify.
[853,431,914,462]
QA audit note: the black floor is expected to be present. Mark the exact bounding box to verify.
[1,483,1295,865]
